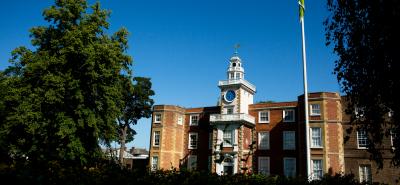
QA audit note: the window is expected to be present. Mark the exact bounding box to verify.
[151,156,158,171]
[311,128,322,148]
[259,111,270,123]
[226,107,234,114]
[284,158,296,177]
[283,109,295,122]
[188,155,197,170]
[178,115,183,125]
[153,131,160,147]
[310,104,321,116]
[223,129,233,147]
[258,157,270,175]
[190,114,199,126]
[258,132,270,150]
[312,160,323,180]
[189,133,198,149]
[230,73,234,79]
[154,113,162,123]
[357,130,368,149]
[236,72,241,79]
[283,131,295,150]
[359,164,372,182]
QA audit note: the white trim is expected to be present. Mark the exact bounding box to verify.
[188,132,198,149]
[153,131,160,147]
[310,104,321,116]
[310,127,322,148]
[151,156,159,171]
[154,113,162,123]
[258,111,270,123]
[357,130,368,149]
[258,156,270,175]
[190,114,199,126]
[177,115,183,125]
[311,159,323,180]
[359,164,372,182]
[283,109,295,122]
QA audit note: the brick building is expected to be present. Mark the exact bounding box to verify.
[148,53,399,183]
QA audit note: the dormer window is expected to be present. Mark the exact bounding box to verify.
[232,62,236,67]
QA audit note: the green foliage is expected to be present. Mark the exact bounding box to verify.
[325,0,400,167]
[0,166,368,185]
[0,0,141,168]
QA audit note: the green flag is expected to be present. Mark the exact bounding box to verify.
[299,0,305,20]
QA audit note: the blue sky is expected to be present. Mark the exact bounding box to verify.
[0,0,340,150]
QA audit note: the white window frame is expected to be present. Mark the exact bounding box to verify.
[259,111,270,123]
[223,129,234,147]
[357,129,368,149]
[188,132,198,149]
[359,164,372,183]
[258,156,270,175]
[153,131,160,147]
[311,159,323,180]
[154,113,162,123]
[310,127,322,148]
[187,155,197,170]
[283,131,296,150]
[283,109,295,122]
[190,114,199,126]
[178,115,183,125]
[283,157,296,177]
[258,132,270,150]
[151,156,158,171]
[310,104,321,116]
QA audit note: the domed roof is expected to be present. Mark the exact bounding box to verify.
[230,55,241,62]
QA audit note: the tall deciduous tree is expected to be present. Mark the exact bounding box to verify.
[325,0,400,167]
[0,0,136,167]
[117,77,154,165]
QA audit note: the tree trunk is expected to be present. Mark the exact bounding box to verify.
[119,124,128,166]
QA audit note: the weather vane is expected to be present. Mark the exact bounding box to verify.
[234,43,240,56]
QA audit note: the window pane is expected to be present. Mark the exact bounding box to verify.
[283,131,295,150]
[357,130,368,148]
[259,111,269,123]
[190,115,198,125]
[359,164,372,182]
[151,156,158,171]
[284,158,296,177]
[311,104,321,115]
[153,131,160,146]
[284,110,295,122]
[258,157,269,175]
[223,130,233,146]
[312,160,323,180]
[311,128,322,147]
[189,133,198,149]
[259,132,269,149]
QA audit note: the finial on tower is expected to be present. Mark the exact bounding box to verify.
[234,43,240,56]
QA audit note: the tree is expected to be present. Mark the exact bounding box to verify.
[325,0,400,167]
[0,0,135,167]
[117,77,154,165]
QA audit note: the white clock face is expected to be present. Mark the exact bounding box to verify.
[224,90,236,102]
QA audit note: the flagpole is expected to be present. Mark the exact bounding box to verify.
[299,0,311,179]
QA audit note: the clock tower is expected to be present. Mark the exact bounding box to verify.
[210,51,256,175]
